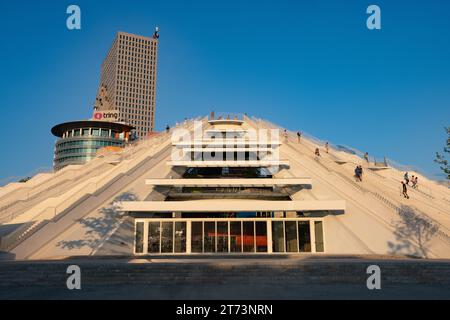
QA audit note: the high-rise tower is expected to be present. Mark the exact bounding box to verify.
[95,30,159,138]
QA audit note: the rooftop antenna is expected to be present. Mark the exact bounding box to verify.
[153,26,160,39]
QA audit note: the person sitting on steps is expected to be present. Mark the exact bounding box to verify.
[315,148,321,157]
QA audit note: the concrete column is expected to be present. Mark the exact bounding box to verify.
[310,220,316,253]
[143,221,148,254]
[186,221,191,254]
[227,221,231,254]
[267,220,273,253]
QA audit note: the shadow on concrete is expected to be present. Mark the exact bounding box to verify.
[0,222,31,237]
[56,192,138,251]
[387,205,439,258]
[0,251,16,261]
[94,217,135,255]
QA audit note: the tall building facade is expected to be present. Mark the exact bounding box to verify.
[96,31,158,138]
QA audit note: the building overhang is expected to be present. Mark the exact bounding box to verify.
[145,178,312,187]
[172,141,282,147]
[166,160,290,167]
[177,147,276,152]
[118,200,346,212]
[208,119,244,125]
[51,120,134,137]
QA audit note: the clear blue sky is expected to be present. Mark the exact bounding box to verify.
[0,0,449,183]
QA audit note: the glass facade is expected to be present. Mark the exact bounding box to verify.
[272,221,316,253]
[53,127,127,171]
[135,219,324,255]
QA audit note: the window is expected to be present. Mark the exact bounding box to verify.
[174,222,186,253]
[242,221,255,253]
[191,222,203,253]
[148,222,160,253]
[204,222,215,253]
[314,221,324,252]
[255,222,268,252]
[135,222,144,254]
[298,221,311,252]
[161,222,173,253]
[217,222,228,253]
[285,221,298,252]
[230,222,242,253]
[272,221,284,252]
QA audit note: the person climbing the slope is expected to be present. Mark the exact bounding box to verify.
[297,131,302,143]
[325,142,329,153]
[283,129,288,143]
[402,181,410,199]
[412,176,418,189]
[364,152,369,163]
[355,165,363,182]
[404,172,409,185]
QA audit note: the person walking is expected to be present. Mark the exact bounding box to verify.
[166,125,170,133]
[297,131,302,143]
[412,176,418,189]
[355,165,361,182]
[355,165,363,182]
[325,142,329,153]
[283,129,288,143]
[404,172,409,185]
[364,152,369,163]
[402,181,410,199]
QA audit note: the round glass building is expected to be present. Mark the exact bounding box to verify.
[51,120,134,171]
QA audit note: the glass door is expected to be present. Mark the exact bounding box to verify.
[217,222,229,252]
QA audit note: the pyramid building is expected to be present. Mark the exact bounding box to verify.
[1,114,450,260]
